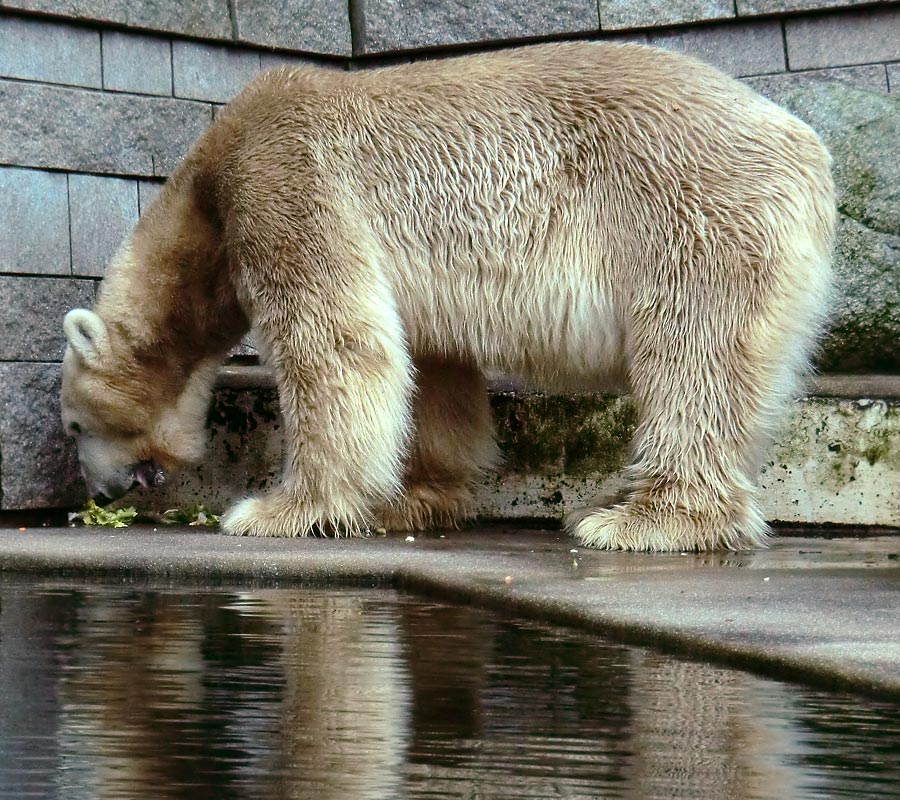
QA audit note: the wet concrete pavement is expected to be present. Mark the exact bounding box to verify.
[0,524,898,700]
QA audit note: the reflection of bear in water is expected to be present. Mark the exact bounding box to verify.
[60,42,835,551]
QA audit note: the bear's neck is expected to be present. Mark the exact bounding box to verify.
[96,171,250,391]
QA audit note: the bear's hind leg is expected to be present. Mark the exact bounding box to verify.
[569,326,772,551]
[569,264,817,552]
[374,357,498,531]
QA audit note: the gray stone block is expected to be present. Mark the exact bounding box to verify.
[600,0,733,31]
[234,0,353,56]
[102,30,172,96]
[825,215,900,372]
[0,276,96,360]
[347,54,412,70]
[230,334,260,358]
[596,31,651,45]
[745,64,889,95]
[0,167,70,276]
[138,180,165,214]
[259,52,323,72]
[361,0,599,54]
[785,8,900,71]
[0,13,101,88]
[69,174,139,278]
[0,362,84,510]
[889,63,898,93]
[648,20,785,76]
[754,76,899,241]
[738,0,878,15]
[0,0,231,41]
[751,78,900,371]
[173,40,260,103]
[0,80,212,177]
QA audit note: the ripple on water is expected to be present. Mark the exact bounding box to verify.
[0,579,897,799]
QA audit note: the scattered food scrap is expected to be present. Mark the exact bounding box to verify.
[68,502,220,529]
[70,500,138,528]
[160,505,220,527]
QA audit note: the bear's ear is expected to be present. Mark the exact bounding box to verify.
[64,309,110,368]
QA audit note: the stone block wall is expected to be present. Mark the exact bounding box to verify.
[0,1,898,510]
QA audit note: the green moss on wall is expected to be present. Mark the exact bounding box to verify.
[206,388,281,464]
[491,393,637,477]
[838,165,876,228]
[772,398,900,491]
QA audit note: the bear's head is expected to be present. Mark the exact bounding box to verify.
[61,308,216,504]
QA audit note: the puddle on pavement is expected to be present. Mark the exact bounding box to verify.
[1,578,898,800]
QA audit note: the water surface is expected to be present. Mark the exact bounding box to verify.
[1,578,898,799]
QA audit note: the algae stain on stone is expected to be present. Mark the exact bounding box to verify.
[838,165,876,227]
[862,431,892,467]
[207,388,279,436]
[491,393,637,478]
[206,388,281,464]
[772,398,900,491]
[853,403,900,469]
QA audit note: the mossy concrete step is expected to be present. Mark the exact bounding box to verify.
[123,368,900,529]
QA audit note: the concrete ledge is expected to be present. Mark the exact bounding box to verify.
[217,364,278,389]
[1,526,897,700]
[215,366,900,398]
[810,374,900,399]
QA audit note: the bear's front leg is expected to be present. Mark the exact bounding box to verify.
[221,240,414,538]
[221,324,413,537]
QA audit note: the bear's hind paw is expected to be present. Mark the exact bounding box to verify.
[567,503,769,552]
[374,483,474,532]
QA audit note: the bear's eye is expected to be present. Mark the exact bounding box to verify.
[68,422,82,436]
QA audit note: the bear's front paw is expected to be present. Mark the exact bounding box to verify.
[567,502,769,552]
[221,491,370,538]
[221,497,290,537]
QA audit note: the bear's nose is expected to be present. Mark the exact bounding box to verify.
[133,460,166,489]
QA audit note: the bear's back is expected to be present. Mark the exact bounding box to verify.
[213,41,826,214]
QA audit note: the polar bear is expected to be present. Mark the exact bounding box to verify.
[60,42,835,551]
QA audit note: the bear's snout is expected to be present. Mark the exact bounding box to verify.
[133,460,166,490]
[88,460,166,505]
